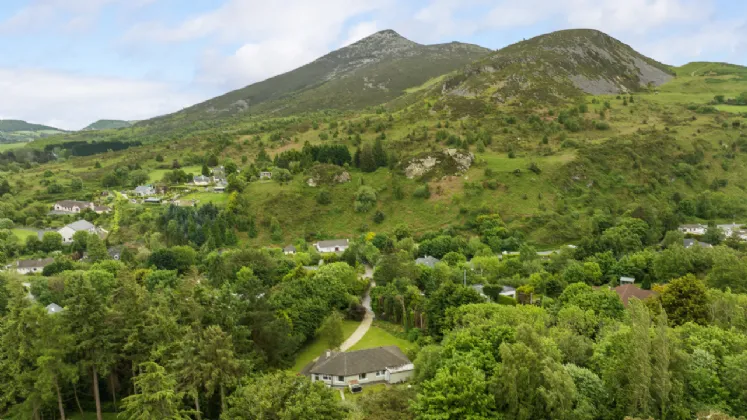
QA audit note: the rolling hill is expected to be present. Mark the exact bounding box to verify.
[410,29,675,110]
[83,120,134,131]
[144,30,490,125]
[0,119,65,143]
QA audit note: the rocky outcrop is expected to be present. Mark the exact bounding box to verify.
[306,164,351,187]
[405,149,474,179]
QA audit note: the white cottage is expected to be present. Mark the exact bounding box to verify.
[58,220,103,243]
[314,239,349,253]
[16,257,55,274]
[54,200,94,213]
[302,346,413,388]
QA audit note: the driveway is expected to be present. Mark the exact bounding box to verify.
[340,265,375,351]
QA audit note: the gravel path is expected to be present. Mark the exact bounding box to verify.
[340,266,375,352]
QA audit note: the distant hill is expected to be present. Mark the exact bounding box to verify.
[413,29,675,110]
[0,119,65,143]
[83,120,135,131]
[145,30,490,125]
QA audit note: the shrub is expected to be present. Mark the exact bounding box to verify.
[354,186,377,213]
[413,184,431,199]
[595,121,610,130]
[528,162,541,174]
[316,189,332,205]
[497,295,517,306]
[373,211,385,224]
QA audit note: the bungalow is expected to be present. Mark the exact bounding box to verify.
[58,220,104,243]
[679,224,706,235]
[718,224,747,240]
[314,239,349,253]
[16,257,55,275]
[415,255,440,268]
[612,284,657,307]
[133,185,156,197]
[283,245,297,255]
[144,197,162,204]
[94,205,111,214]
[193,175,210,186]
[683,239,713,249]
[302,346,413,388]
[53,200,93,214]
[619,276,635,285]
[260,171,272,180]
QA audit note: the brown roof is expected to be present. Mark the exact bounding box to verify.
[17,257,55,269]
[614,284,657,307]
[302,346,411,377]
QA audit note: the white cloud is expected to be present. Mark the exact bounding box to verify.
[0,0,154,33]
[0,68,204,130]
[639,19,747,65]
[564,0,709,34]
[127,0,393,90]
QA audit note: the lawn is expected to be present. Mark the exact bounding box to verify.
[12,228,38,241]
[148,165,202,183]
[715,104,747,113]
[0,142,28,152]
[181,191,230,205]
[291,320,361,372]
[347,322,415,353]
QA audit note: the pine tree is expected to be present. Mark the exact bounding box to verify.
[373,137,388,168]
[353,148,361,168]
[120,362,189,420]
[359,144,377,173]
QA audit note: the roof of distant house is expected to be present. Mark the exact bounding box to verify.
[284,245,296,252]
[46,303,63,314]
[64,220,95,232]
[415,255,440,268]
[683,239,713,248]
[55,200,90,208]
[17,257,55,269]
[614,284,657,307]
[316,239,349,248]
[193,175,210,182]
[94,205,111,212]
[680,224,705,229]
[134,185,153,192]
[302,346,411,377]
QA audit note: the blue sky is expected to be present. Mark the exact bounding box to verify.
[0,0,745,129]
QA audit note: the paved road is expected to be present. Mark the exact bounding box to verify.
[340,265,375,352]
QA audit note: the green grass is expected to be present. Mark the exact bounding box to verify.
[715,104,747,113]
[291,320,362,372]
[148,165,201,183]
[347,322,415,353]
[12,228,38,241]
[343,383,388,402]
[181,191,230,205]
[0,142,28,151]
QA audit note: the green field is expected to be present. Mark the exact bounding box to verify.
[148,165,201,183]
[12,228,38,241]
[291,320,362,372]
[181,191,230,205]
[0,142,28,151]
[715,104,747,113]
[347,322,415,353]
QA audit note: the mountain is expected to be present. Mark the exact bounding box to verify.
[418,29,675,108]
[83,120,135,131]
[0,119,65,143]
[147,30,490,123]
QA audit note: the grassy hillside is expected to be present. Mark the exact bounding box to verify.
[83,120,134,130]
[0,119,65,143]
[143,30,489,125]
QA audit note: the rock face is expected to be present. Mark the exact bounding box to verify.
[405,149,475,179]
[306,164,351,187]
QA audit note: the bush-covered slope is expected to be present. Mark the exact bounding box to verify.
[83,120,134,130]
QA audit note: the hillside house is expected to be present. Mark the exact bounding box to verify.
[619,276,635,285]
[683,239,713,249]
[16,257,55,274]
[283,245,296,255]
[134,185,156,197]
[260,171,272,180]
[54,200,93,214]
[679,224,706,235]
[415,255,440,268]
[94,205,111,214]
[46,303,63,314]
[718,224,747,240]
[302,346,413,388]
[314,239,349,253]
[58,220,104,243]
[193,175,210,186]
[610,284,658,307]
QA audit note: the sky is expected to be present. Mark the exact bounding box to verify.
[1,0,746,130]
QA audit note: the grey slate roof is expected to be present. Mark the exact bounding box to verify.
[55,200,91,208]
[65,220,95,232]
[303,346,411,377]
[17,257,55,269]
[284,245,296,252]
[683,239,713,248]
[415,255,440,268]
[316,239,349,248]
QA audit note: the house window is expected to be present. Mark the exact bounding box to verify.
[322,375,330,381]
[376,370,385,377]
[338,376,344,382]
[314,375,319,381]
[359,373,367,380]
